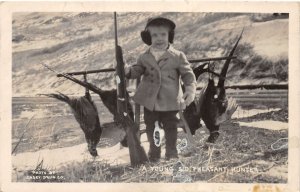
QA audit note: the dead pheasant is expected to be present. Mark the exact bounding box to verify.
[40,63,134,148]
[42,91,101,157]
[182,30,242,143]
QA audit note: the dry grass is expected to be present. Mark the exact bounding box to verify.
[20,117,288,183]
[13,96,288,183]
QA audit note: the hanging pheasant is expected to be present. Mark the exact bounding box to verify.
[42,91,101,157]
[40,63,134,149]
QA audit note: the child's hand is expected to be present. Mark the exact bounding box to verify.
[180,100,186,110]
[124,64,131,78]
[182,92,194,106]
[182,84,196,106]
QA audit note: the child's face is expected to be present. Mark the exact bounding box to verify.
[148,26,169,49]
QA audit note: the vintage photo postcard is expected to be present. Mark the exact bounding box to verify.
[0,1,299,192]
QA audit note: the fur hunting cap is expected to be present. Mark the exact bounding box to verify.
[145,16,176,29]
[141,16,176,45]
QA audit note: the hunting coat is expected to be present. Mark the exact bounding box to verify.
[126,45,196,111]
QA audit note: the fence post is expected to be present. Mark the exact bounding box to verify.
[135,77,141,128]
[83,74,88,94]
[135,77,141,139]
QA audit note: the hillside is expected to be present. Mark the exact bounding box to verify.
[12,12,288,96]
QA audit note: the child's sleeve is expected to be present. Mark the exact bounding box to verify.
[178,52,197,106]
[178,52,197,87]
[125,55,145,79]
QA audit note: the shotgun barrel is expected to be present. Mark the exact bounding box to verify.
[189,56,237,63]
[56,68,115,77]
[195,84,288,90]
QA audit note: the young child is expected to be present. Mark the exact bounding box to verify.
[125,16,196,161]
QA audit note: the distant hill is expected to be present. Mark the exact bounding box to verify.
[12,12,288,96]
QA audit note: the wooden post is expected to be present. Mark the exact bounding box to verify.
[83,74,89,94]
[178,110,196,147]
[135,77,141,139]
[135,77,141,128]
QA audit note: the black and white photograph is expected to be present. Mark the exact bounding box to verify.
[1,2,299,192]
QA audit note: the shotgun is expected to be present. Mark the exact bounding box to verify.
[113,12,148,166]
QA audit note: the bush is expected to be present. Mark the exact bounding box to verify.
[12,34,25,43]
[249,13,288,23]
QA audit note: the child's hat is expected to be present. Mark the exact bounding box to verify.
[145,16,176,30]
[141,16,176,45]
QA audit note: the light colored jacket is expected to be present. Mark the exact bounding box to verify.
[127,45,196,111]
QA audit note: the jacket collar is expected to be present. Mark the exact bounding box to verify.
[145,44,177,62]
[144,44,176,69]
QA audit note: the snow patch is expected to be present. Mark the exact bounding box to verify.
[238,120,288,130]
[232,107,281,119]
[13,132,167,171]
